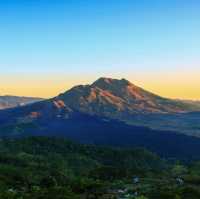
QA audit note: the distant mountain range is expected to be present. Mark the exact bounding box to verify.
[0,95,43,110]
[0,77,200,159]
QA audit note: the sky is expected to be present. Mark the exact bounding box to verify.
[0,0,199,99]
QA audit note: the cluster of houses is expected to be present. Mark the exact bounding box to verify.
[116,176,184,199]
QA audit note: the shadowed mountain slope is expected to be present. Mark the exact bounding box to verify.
[1,106,200,159]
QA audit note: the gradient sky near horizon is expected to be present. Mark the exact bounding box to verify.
[0,0,200,99]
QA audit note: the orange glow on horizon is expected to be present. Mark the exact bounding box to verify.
[0,72,199,100]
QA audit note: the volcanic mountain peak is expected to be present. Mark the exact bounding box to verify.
[54,77,194,117]
[1,77,200,140]
[9,77,200,127]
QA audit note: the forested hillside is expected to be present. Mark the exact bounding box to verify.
[0,137,200,198]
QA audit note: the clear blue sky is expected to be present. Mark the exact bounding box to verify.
[0,0,200,98]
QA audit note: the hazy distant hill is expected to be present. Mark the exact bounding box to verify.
[0,95,43,110]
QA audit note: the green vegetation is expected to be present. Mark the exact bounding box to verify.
[0,137,199,198]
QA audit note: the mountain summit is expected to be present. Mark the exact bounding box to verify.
[53,77,196,120]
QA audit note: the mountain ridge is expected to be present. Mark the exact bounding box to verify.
[54,77,200,119]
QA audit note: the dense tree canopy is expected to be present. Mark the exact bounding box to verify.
[0,137,199,198]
